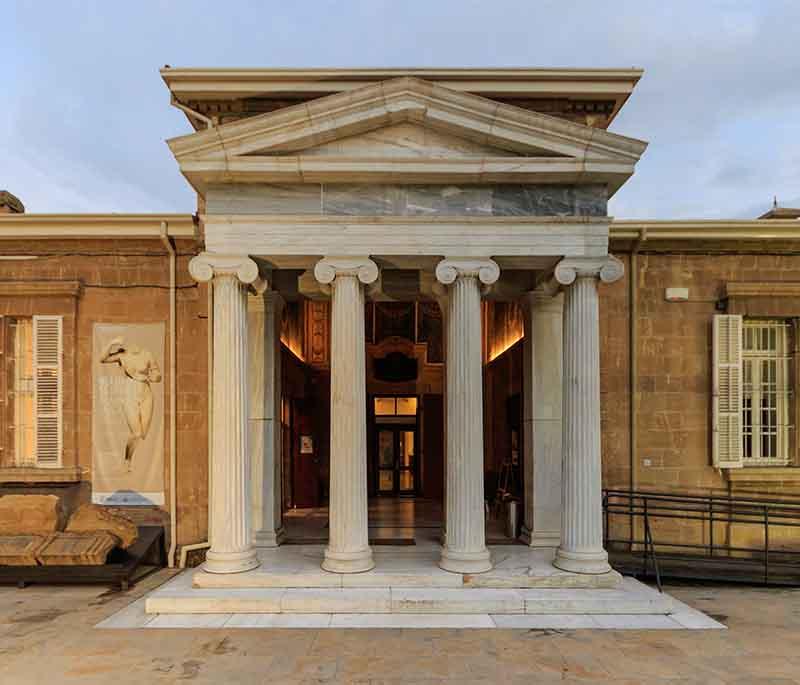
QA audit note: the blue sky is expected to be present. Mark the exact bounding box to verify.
[3,1,799,218]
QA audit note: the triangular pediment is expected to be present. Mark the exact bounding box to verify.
[248,122,536,159]
[168,77,648,194]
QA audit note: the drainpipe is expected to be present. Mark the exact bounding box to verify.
[170,95,214,130]
[160,222,178,567]
[629,227,647,546]
[177,283,213,568]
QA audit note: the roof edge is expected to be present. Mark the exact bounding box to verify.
[0,214,198,239]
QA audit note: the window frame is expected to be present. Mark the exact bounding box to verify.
[741,318,793,467]
[1,315,64,469]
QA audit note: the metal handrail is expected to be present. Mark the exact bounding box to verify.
[603,489,800,586]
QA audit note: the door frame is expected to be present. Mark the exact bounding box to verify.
[370,394,420,497]
[375,425,419,497]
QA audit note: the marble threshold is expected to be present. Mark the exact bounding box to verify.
[192,544,622,590]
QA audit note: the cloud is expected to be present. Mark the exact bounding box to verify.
[5,1,800,217]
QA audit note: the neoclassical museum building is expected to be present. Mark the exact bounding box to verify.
[2,68,799,582]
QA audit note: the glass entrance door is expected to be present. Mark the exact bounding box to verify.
[377,427,417,496]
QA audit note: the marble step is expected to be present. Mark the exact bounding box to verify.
[192,568,622,590]
[145,577,671,616]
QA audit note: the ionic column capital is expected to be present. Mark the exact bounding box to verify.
[435,258,500,286]
[554,255,624,286]
[190,252,266,291]
[314,256,379,285]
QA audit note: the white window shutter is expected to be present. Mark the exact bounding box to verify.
[33,316,62,467]
[713,314,744,468]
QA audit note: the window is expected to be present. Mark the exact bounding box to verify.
[713,315,793,469]
[373,396,418,417]
[742,320,792,465]
[2,316,63,467]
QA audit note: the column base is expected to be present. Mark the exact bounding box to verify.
[322,547,375,574]
[204,547,260,575]
[520,525,560,548]
[254,526,286,548]
[553,548,611,575]
[439,547,493,574]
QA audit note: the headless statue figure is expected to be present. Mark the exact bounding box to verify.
[101,337,162,470]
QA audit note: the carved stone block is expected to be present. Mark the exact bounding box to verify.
[0,495,65,536]
[65,504,138,549]
[0,535,48,566]
[36,532,119,566]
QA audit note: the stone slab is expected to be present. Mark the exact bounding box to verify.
[0,535,48,566]
[147,614,233,629]
[280,589,391,614]
[225,613,332,628]
[330,613,496,628]
[139,549,687,621]
[36,531,119,566]
[94,597,155,629]
[99,609,725,631]
[65,504,138,549]
[518,578,672,615]
[144,580,671,617]
[491,614,601,629]
[0,495,64,536]
[192,544,621,590]
[590,614,682,630]
[391,588,524,614]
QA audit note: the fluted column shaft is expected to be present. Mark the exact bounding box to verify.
[553,256,623,574]
[435,258,499,574]
[250,291,286,547]
[190,253,264,574]
[315,257,377,573]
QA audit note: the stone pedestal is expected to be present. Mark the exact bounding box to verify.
[552,256,623,574]
[520,288,564,548]
[249,290,286,547]
[314,257,378,573]
[190,253,264,574]
[435,258,499,574]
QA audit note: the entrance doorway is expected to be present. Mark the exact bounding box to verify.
[377,426,417,496]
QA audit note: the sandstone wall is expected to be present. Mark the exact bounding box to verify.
[0,238,209,547]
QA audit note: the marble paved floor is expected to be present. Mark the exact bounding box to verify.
[1,571,797,684]
[189,543,621,589]
[285,497,513,544]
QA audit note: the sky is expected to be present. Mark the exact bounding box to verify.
[3,0,799,218]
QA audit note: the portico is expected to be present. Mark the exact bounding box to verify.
[170,70,646,582]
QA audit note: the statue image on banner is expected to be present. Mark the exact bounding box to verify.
[92,323,165,506]
[100,337,162,470]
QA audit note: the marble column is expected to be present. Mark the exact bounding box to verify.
[249,290,286,547]
[552,256,623,574]
[432,283,449,547]
[314,257,378,573]
[190,252,264,574]
[520,287,564,548]
[435,258,499,574]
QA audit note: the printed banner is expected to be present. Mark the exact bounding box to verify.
[92,323,165,506]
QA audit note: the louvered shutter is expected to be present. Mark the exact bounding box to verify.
[712,315,744,468]
[33,316,62,467]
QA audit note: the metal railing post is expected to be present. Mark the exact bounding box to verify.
[764,506,770,585]
[709,498,714,558]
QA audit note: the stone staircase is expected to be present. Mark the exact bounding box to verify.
[144,573,672,616]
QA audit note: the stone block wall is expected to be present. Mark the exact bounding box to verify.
[0,238,209,547]
[600,249,800,551]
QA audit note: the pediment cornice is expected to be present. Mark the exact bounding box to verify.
[167,77,647,194]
